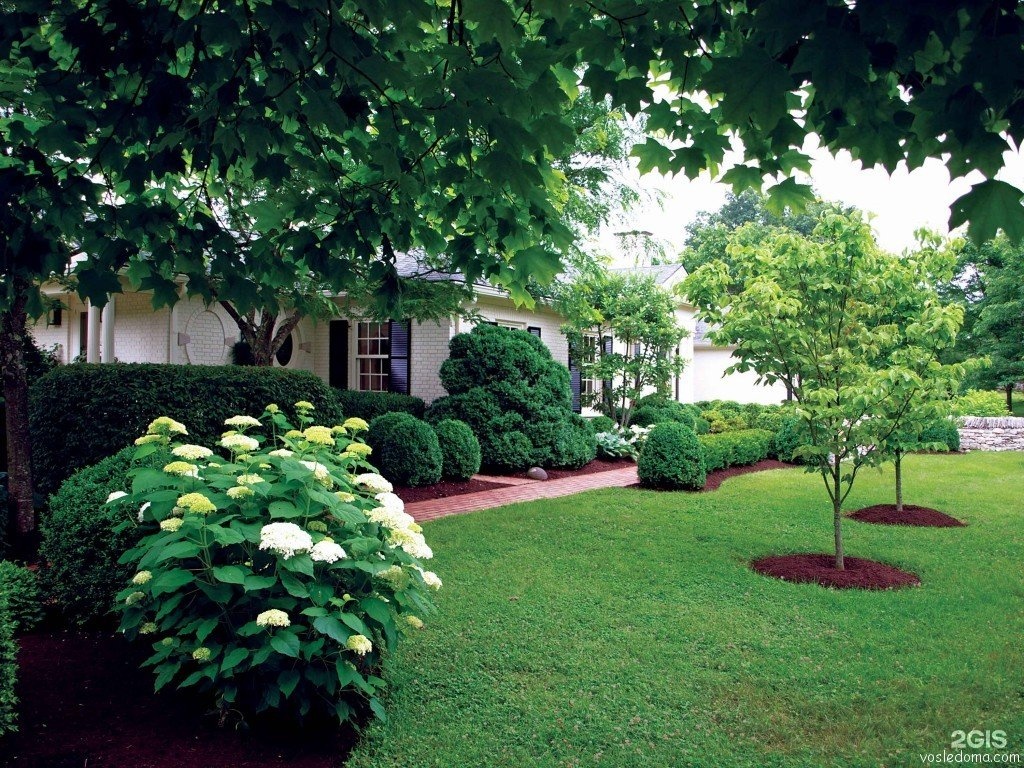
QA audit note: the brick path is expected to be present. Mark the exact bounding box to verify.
[406,465,639,523]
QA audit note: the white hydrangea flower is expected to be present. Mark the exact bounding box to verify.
[106,490,128,504]
[345,634,372,655]
[160,517,183,532]
[227,486,254,500]
[256,609,291,628]
[377,565,408,590]
[375,492,405,514]
[299,460,333,487]
[354,473,393,494]
[172,444,214,460]
[367,505,416,532]
[132,570,152,585]
[137,501,151,523]
[334,491,356,503]
[236,473,265,486]
[224,415,262,428]
[310,541,347,563]
[220,434,260,453]
[269,448,294,458]
[420,570,442,590]
[258,522,313,559]
[388,527,433,560]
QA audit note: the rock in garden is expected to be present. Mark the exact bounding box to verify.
[526,467,548,481]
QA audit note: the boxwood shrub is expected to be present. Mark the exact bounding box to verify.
[30,364,342,493]
[367,413,443,487]
[631,401,710,434]
[637,423,706,490]
[0,592,16,738]
[772,416,810,463]
[432,419,482,480]
[698,429,773,472]
[425,325,594,471]
[0,561,43,633]
[919,418,961,452]
[333,390,425,422]
[39,445,171,626]
[588,415,616,433]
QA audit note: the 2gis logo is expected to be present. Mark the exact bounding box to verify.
[952,731,1009,750]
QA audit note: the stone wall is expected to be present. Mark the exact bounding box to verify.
[958,417,1024,451]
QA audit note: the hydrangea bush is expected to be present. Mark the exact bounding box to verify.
[115,402,441,725]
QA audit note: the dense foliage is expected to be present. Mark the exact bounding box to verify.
[698,429,774,473]
[0,592,16,738]
[30,364,341,493]
[632,398,710,434]
[426,325,595,472]
[333,391,426,423]
[432,420,482,481]
[40,445,172,626]
[117,404,440,725]
[951,390,1011,417]
[366,413,443,488]
[0,561,42,634]
[637,423,706,491]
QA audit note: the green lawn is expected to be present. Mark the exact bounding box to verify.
[347,453,1024,768]
[1012,399,1023,417]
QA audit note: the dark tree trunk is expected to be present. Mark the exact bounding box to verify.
[1006,384,1013,412]
[895,452,904,513]
[220,303,302,367]
[0,278,37,550]
[832,459,844,570]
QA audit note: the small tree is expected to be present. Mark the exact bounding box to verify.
[559,272,686,428]
[684,214,963,570]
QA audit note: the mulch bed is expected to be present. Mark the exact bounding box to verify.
[751,553,921,590]
[535,457,635,481]
[848,504,966,528]
[394,477,513,504]
[4,631,354,768]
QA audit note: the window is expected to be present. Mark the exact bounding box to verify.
[275,334,294,367]
[356,322,390,391]
[581,333,602,403]
[495,320,525,331]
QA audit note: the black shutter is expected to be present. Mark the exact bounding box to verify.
[601,335,613,396]
[569,355,582,414]
[389,319,411,394]
[329,320,349,388]
[527,326,541,338]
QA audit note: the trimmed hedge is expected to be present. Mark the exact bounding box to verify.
[0,561,43,633]
[433,419,482,481]
[0,591,16,738]
[333,390,425,422]
[425,325,595,471]
[699,429,774,472]
[367,413,443,487]
[39,445,172,627]
[772,417,810,463]
[631,401,710,434]
[919,418,961,452]
[637,423,706,490]
[588,415,616,434]
[30,364,342,494]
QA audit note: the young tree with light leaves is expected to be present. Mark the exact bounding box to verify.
[684,214,964,570]
[559,272,686,429]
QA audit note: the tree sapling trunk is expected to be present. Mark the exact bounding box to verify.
[895,451,904,513]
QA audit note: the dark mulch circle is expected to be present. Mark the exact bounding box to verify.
[751,553,921,590]
[4,631,355,768]
[848,504,966,528]
[395,477,513,504]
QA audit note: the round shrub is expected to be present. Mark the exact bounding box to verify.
[588,415,616,433]
[432,419,482,480]
[116,405,441,726]
[40,444,172,627]
[367,413,443,487]
[0,561,43,633]
[638,423,707,491]
[548,416,598,469]
[772,417,810,463]
[480,431,533,473]
[0,592,16,738]
[919,418,961,452]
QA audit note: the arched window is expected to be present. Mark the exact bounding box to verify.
[275,334,294,367]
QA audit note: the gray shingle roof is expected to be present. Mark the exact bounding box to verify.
[609,263,687,285]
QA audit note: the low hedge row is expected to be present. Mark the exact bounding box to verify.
[698,429,774,472]
[332,390,425,422]
[0,591,16,738]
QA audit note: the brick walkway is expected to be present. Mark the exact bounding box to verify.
[406,465,640,522]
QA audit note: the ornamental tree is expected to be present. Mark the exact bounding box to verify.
[558,271,686,428]
[684,213,964,570]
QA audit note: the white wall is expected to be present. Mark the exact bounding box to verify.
[691,346,789,404]
[462,295,570,367]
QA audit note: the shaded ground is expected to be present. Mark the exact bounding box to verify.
[537,457,634,481]
[849,503,966,528]
[751,553,921,590]
[4,631,354,768]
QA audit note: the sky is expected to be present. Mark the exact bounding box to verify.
[598,139,1024,264]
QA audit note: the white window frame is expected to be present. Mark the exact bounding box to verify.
[356,321,390,392]
[581,333,602,403]
[495,319,525,331]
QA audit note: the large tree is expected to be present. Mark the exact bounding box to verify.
[684,214,963,570]
[4,0,1023,546]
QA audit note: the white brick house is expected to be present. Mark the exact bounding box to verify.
[28,259,785,408]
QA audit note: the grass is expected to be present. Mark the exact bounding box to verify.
[1011,399,1023,417]
[347,453,1024,768]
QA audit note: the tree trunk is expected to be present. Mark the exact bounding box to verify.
[832,461,844,570]
[895,452,903,513]
[1006,384,1013,413]
[219,303,302,367]
[0,279,37,551]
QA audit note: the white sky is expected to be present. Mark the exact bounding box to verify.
[598,140,1024,264]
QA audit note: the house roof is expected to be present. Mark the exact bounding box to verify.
[609,263,688,286]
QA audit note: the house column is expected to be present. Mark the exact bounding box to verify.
[86,300,101,363]
[100,294,115,362]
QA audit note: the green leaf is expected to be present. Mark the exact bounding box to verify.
[280,554,314,578]
[151,569,195,596]
[313,616,349,644]
[132,468,176,495]
[242,573,277,592]
[764,178,815,216]
[950,180,1024,244]
[702,48,794,132]
[153,663,177,692]
[195,617,218,643]
[279,669,301,698]
[221,647,249,673]
[156,541,201,563]
[268,500,302,519]
[339,612,371,637]
[209,526,246,546]
[335,659,359,688]
[208,566,244,585]
[270,631,300,658]
[278,570,310,598]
